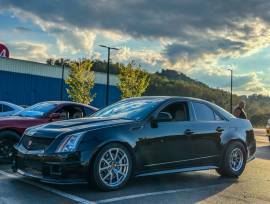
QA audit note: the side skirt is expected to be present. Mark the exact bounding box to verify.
[135,165,218,177]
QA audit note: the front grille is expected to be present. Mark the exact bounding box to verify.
[20,135,54,151]
[17,157,43,176]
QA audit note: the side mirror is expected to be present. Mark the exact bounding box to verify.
[48,113,60,121]
[151,112,172,128]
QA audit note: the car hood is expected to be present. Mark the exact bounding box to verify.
[28,117,135,138]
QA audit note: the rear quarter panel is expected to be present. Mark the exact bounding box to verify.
[221,118,255,160]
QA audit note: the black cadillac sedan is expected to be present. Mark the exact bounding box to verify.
[12,97,256,191]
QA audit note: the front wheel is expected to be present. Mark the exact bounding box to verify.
[91,143,133,191]
[0,138,16,162]
[216,141,247,177]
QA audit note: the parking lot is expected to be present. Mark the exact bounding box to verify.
[0,129,269,204]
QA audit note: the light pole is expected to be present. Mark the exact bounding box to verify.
[60,58,65,101]
[227,68,233,113]
[99,45,120,106]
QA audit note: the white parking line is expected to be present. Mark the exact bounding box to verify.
[0,169,232,204]
[0,170,96,204]
[96,183,228,203]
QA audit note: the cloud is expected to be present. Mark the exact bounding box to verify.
[8,41,51,62]
[191,70,269,96]
[3,1,270,64]
[2,0,270,38]
[12,26,32,33]
[2,0,270,95]
[114,47,164,67]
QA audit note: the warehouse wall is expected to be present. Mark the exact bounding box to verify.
[0,57,120,108]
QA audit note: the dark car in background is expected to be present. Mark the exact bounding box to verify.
[0,101,98,161]
[13,97,256,191]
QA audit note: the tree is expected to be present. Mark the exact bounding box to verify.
[46,58,70,66]
[118,62,150,99]
[65,60,96,104]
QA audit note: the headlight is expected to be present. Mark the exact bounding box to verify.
[56,133,84,153]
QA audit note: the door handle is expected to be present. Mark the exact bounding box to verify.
[216,127,224,132]
[185,129,194,135]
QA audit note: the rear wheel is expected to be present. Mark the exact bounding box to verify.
[216,141,246,177]
[91,143,133,191]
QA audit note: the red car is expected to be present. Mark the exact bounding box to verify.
[0,101,98,161]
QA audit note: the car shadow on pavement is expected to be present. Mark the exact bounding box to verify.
[256,145,270,160]
[51,171,236,202]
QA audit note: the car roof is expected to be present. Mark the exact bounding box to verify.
[125,96,234,119]
[124,96,209,103]
[34,101,98,110]
[0,101,24,110]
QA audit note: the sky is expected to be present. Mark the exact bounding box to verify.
[0,0,270,96]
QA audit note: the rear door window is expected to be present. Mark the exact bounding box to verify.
[193,102,215,121]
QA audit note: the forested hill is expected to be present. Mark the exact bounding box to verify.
[155,69,208,88]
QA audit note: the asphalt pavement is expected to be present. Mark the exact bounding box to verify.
[0,129,269,204]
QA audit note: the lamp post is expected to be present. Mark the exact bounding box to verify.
[60,58,65,101]
[227,68,233,113]
[99,45,120,106]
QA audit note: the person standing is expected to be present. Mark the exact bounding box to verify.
[234,101,247,119]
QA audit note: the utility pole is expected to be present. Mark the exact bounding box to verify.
[60,58,65,101]
[99,45,120,106]
[227,68,233,113]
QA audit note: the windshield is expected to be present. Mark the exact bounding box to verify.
[15,102,57,118]
[92,98,164,120]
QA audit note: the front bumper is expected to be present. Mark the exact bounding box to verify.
[12,146,90,185]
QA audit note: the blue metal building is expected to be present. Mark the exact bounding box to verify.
[0,57,121,108]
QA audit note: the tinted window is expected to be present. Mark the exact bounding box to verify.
[2,105,13,112]
[56,105,85,120]
[84,107,94,116]
[15,102,57,118]
[214,112,223,121]
[211,103,235,119]
[193,102,215,121]
[159,102,188,122]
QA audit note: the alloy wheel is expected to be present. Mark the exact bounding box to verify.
[98,147,129,188]
[0,139,13,159]
[230,147,244,172]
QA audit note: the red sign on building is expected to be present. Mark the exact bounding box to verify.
[0,43,9,58]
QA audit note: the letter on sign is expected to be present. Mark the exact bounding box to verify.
[0,44,9,58]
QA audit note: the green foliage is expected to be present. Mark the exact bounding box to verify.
[145,73,237,112]
[118,62,150,99]
[65,60,96,104]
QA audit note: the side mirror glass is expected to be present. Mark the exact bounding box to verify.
[48,113,60,121]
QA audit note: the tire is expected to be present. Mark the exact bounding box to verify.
[0,131,19,163]
[216,141,247,177]
[91,143,133,191]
